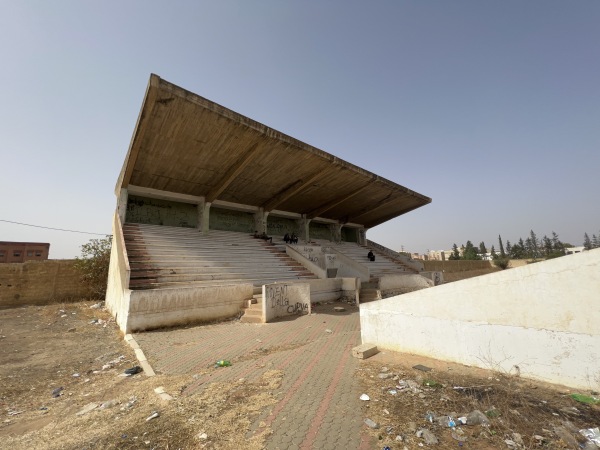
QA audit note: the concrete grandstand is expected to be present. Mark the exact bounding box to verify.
[106,74,436,332]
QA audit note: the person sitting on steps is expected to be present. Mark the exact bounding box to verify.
[284,233,290,244]
[260,231,273,244]
[367,250,375,261]
[290,233,298,244]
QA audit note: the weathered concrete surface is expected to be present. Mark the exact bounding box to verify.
[263,282,311,322]
[361,249,600,389]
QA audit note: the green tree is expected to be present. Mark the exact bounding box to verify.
[542,235,552,257]
[74,236,112,298]
[449,243,461,260]
[593,234,599,249]
[463,240,481,260]
[584,233,592,250]
[490,245,497,260]
[529,230,539,260]
[479,241,487,256]
[506,240,512,255]
[498,235,506,258]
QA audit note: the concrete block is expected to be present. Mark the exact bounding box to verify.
[134,348,147,362]
[140,360,155,376]
[352,343,379,359]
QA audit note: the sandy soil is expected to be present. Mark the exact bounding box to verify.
[1,301,599,449]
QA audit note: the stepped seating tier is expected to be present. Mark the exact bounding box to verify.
[313,239,418,277]
[123,223,317,290]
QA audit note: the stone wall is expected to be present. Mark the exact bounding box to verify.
[0,260,90,309]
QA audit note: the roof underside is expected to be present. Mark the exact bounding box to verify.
[117,75,431,228]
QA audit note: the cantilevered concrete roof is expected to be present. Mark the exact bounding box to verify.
[116,74,431,229]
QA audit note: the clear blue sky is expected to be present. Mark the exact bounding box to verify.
[1,1,599,258]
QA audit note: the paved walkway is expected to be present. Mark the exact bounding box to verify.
[134,301,374,449]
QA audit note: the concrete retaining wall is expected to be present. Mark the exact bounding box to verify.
[126,283,253,332]
[360,249,600,389]
[0,260,90,308]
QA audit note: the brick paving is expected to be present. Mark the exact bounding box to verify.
[134,301,375,449]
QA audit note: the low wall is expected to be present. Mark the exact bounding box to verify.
[378,273,433,297]
[106,211,131,329]
[423,260,493,272]
[0,260,90,308]
[263,282,311,322]
[360,249,600,389]
[126,283,254,332]
[308,278,359,305]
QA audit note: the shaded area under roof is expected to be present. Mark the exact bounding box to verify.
[116,75,431,228]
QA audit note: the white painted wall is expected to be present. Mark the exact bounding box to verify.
[360,249,600,389]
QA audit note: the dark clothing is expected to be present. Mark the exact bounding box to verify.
[367,251,375,262]
[284,233,290,243]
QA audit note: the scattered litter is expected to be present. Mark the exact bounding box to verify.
[416,428,438,445]
[383,409,390,415]
[554,426,579,449]
[121,396,137,410]
[146,411,160,421]
[51,387,64,398]
[580,428,600,446]
[72,373,80,378]
[197,432,208,440]
[413,364,432,372]
[333,306,346,312]
[466,409,490,426]
[39,407,48,411]
[214,360,231,368]
[76,402,99,416]
[7,410,23,416]
[570,393,600,405]
[388,389,397,395]
[360,394,370,401]
[452,430,467,442]
[325,329,333,333]
[124,366,143,375]
[90,302,104,309]
[378,373,391,379]
[364,418,379,429]
[381,367,389,372]
[100,399,119,409]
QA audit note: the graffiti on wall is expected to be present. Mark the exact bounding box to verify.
[265,284,309,316]
[209,208,254,233]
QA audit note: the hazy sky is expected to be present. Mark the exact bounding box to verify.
[1,1,599,258]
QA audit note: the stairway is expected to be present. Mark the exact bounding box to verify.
[240,294,264,324]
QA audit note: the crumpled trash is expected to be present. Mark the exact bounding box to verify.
[364,418,379,429]
[214,360,231,367]
[359,394,370,401]
[417,428,439,445]
[146,411,160,421]
[466,409,490,426]
[51,387,64,398]
[571,393,600,405]
[580,427,600,447]
[124,366,143,375]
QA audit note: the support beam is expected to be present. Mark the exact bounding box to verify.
[117,188,128,224]
[306,182,371,219]
[253,208,269,234]
[262,170,326,212]
[116,75,160,193]
[330,222,343,243]
[345,194,403,224]
[199,202,211,234]
[205,142,262,202]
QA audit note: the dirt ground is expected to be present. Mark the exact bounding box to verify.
[1,301,599,449]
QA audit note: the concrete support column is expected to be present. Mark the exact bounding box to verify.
[195,197,205,231]
[117,188,128,224]
[330,223,343,243]
[199,201,211,234]
[254,208,269,234]
[298,215,311,243]
[358,227,367,246]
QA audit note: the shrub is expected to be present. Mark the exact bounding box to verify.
[74,236,112,298]
[493,257,510,270]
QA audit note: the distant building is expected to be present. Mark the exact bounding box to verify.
[565,246,585,255]
[0,242,50,263]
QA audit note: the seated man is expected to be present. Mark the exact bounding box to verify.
[260,232,273,243]
[284,233,290,244]
[291,233,298,244]
[367,250,375,261]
